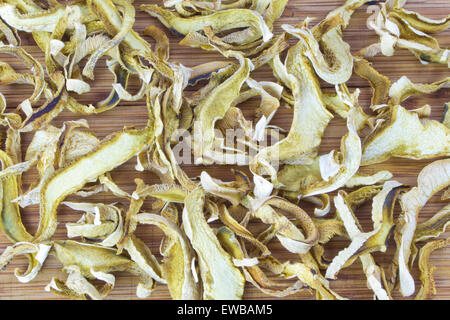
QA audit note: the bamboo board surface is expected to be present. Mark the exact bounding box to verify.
[0,0,449,300]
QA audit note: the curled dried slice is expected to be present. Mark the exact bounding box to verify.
[192,53,252,164]
[302,106,362,197]
[63,201,124,247]
[344,170,393,188]
[82,0,135,80]
[327,180,405,278]
[414,204,450,243]
[137,213,200,300]
[282,24,353,85]
[182,187,245,299]
[326,190,392,299]
[0,241,51,283]
[123,235,166,285]
[397,159,450,296]
[252,47,333,177]
[353,57,391,109]
[361,105,450,165]
[141,5,273,45]
[34,126,154,242]
[389,76,449,105]
[200,171,250,206]
[216,226,304,298]
[389,7,450,34]
[51,240,155,299]
[415,238,449,300]
[252,197,319,254]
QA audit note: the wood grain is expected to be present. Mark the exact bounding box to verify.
[0,0,449,300]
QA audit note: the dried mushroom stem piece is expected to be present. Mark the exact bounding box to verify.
[415,238,449,300]
[137,213,200,300]
[396,159,450,297]
[183,187,245,299]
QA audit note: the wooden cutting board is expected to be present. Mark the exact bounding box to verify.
[0,0,448,300]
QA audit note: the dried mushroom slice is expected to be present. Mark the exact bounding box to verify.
[192,53,252,164]
[326,190,393,299]
[361,105,450,165]
[137,213,200,300]
[140,5,272,46]
[396,159,450,297]
[326,180,406,278]
[252,45,333,178]
[252,197,319,254]
[183,187,245,299]
[282,24,353,85]
[0,241,51,283]
[389,76,449,105]
[51,240,156,299]
[414,204,450,243]
[34,126,154,242]
[415,238,449,300]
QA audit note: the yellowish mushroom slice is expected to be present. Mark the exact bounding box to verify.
[344,170,393,188]
[396,159,450,297]
[137,213,200,300]
[0,2,93,33]
[368,1,449,65]
[252,197,319,254]
[389,6,450,34]
[183,187,245,299]
[0,241,51,283]
[282,24,353,85]
[252,46,333,178]
[361,105,450,166]
[216,225,304,298]
[415,238,449,300]
[326,180,406,278]
[50,240,156,299]
[200,171,250,206]
[258,255,345,300]
[414,204,450,244]
[302,106,362,197]
[140,5,273,46]
[353,57,391,110]
[34,125,155,243]
[389,76,450,105]
[327,189,394,299]
[192,52,253,164]
[63,201,124,247]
